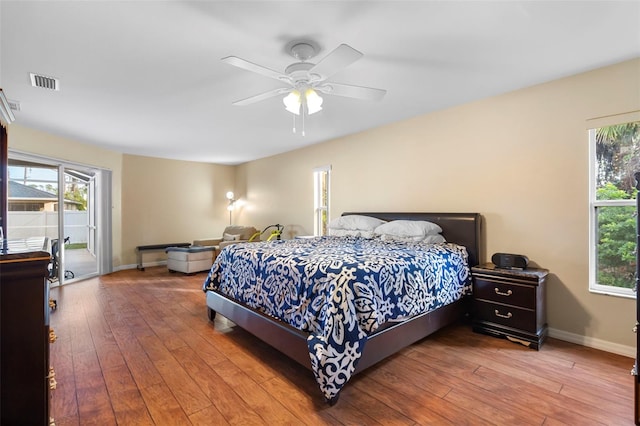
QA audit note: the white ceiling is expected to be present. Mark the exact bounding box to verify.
[1,1,639,165]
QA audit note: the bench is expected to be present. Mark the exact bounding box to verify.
[136,242,190,271]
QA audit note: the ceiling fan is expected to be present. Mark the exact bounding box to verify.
[221,40,386,118]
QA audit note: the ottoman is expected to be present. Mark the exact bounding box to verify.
[166,245,217,274]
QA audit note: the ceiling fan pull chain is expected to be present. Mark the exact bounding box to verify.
[302,105,306,136]
[292,113,296,134]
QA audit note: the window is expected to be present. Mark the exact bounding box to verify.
[313,166,331,236]
[589,120,640,298]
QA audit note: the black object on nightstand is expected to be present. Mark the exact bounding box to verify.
[471,262,549,350]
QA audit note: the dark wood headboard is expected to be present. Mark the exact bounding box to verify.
[342,212,483,267]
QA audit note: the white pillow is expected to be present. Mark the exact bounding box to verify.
[328,228,375,239]
[380,233,446,244]
[422,234,446,244]
[327,215,386,232]
[223,233,240,241]
[374,220,442,238]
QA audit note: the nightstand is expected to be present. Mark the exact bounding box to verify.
[471,263,549,350]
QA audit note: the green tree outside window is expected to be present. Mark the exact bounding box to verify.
[595,122,640,289]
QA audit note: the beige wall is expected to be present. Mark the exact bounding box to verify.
[237,58,640,353]
[121,154,234,266]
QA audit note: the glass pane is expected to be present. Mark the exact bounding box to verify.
[321,208,327,236]
[321,171,328,206]
[595,205,636,288]
[595,121,640,199]
[7,160,58,247]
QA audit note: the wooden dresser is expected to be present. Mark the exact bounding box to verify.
[471,263,549,350]
[0,250,53,425]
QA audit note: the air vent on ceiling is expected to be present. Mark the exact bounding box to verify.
[30,73,60,91]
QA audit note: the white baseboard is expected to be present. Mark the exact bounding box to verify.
[549,327,635,358]
[115,260,167,272]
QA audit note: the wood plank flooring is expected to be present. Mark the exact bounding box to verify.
[49,267,635,425]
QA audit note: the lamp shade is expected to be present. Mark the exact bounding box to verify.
[226,191,236,211]
[283,90,301,115]
[305,88,323,115]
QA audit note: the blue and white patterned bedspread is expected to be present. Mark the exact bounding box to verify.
[203,236,471,401]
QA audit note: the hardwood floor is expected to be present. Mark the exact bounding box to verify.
[49,267,635,425]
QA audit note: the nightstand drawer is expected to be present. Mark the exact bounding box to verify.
[474,276,535,309]
[474,300,538,333]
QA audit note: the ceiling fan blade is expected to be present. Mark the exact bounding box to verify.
[309,44,363,80]
[222,56,291,83]
[317,82,386,101]
[232,88,289,106]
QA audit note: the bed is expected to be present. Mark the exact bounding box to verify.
[203,212,482,404]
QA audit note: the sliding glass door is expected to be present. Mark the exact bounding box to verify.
[7,152,110,284]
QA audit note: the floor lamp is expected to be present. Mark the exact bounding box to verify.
[226,191,236,225]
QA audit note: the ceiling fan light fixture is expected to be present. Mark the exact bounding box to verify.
[224,41,384,134]
[283,90,301,115]
[305,88,323,115]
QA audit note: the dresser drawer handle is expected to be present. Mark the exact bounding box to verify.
[47,367,57,390]
[494,288,512,297]
[494,310,512,319]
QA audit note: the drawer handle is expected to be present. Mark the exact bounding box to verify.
[494,288,512,297]
[47,367,57,390]
[494,310,512,319]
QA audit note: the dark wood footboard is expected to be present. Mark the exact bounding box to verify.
[206,289,312,368]
[355,296,469,373]
[207,289,469,374]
